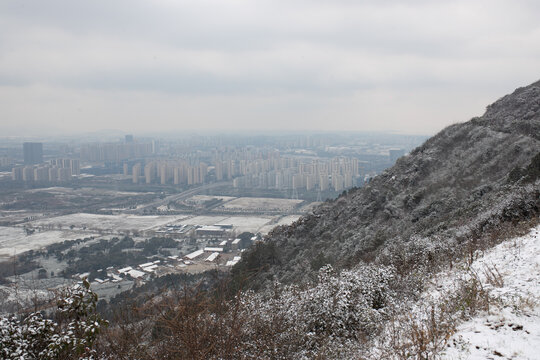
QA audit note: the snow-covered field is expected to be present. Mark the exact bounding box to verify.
[187,195,236,202]
[172,215,287,234]
[171,215,228,226]
[0,211,44,224]
[0,212,299,258]
[214,216,276,233]
[220,197,303,211]
[0,227,100,258]
[25,186,142,197]
[29,213,188,232]
[442,225,540,359]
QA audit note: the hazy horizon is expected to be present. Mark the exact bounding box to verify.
[0,127,433,140]
[1,0,539,136]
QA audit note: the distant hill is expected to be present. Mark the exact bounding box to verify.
[235,79,540,288]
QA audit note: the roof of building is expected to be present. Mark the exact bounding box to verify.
[118,266,133,274]
[127,269,146,279]
[204,247,223,252]
[185,249,204,260]
[196,225,225,233]
[205,252,219,262]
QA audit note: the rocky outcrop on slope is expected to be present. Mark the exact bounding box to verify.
[235,80,540,287]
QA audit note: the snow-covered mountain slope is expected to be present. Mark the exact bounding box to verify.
[235,80,540,289]
[442,224,540,360]
[365,223,540,360]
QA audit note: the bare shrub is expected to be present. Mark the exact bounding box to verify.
[373,267,499,360]
[514,295,538,312]
[483,264,504,288]
[380,304,457,360]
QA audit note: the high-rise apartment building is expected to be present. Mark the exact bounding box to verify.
[70,159,81,175]
[132,163,142,184]
[22,166,34,181]
[144,162,156,184]
[34,167,49,182]
[23,142,43,165]
[12,166,23,181]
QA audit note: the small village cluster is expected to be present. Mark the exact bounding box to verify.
[73,235,257,286]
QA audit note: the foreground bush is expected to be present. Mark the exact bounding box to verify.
[0,279,107,360]
[96,264,396,359]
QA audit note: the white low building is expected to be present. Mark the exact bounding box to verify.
[204,247,223,252]
[205,252,219,262]
[185,249,204,260]
[127,269,146,279]
[141,264,159,272]
[118,266,133,274]
[226,256,242,267]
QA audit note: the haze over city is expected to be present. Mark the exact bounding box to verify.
[1,0,539,136]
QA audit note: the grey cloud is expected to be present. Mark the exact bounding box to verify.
[0,0,539,135]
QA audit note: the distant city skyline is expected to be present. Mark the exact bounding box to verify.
[1,0,539,136]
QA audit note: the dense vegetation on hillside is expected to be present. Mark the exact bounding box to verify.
[234,80,540,289]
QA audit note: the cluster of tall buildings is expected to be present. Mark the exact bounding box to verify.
[230,157,361,192]
[123,148,362,192]
[127,160,208,185]
[80,142,152,162]
[12,158,80,183]
[213,149,281,181]
[3,136,410,196]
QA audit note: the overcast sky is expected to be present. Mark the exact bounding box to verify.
[1,0,539,136]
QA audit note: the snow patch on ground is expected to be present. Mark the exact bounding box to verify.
[0,227,100,258]
[221,197,303,211]
[29,213,186,231]
[442,225,540,360]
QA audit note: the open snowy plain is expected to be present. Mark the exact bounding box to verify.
[0,227,100,259]
[0,212,302,258]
